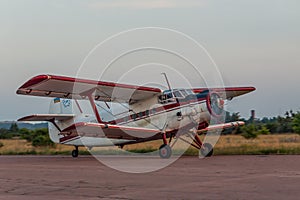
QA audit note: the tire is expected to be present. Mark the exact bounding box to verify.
[72,149,79,158]
[159,144,172,159]
[200,143,213,157]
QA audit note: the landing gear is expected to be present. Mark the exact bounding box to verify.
[159,144,172,159]
[157,130,214,158]
[200,143,213,157]
[158,132,172,159]
[72,146,79,158]
[176,129,214,158]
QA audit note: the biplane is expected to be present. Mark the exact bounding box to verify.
[17,74,255,158]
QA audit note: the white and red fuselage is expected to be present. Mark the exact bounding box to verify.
[55,89,221,147]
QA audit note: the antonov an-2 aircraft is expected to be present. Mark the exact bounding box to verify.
[17,74,255,158]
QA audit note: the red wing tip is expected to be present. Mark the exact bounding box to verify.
[193,86,256,93]
[222,86,256,92]
[17,117,27,121]
[17,114,39,121]
[18,74,50,89]
[243,86,256,91]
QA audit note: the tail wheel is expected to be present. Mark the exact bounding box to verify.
[159,144,172,159]
[200,143,213,157]
[72,146,79,158]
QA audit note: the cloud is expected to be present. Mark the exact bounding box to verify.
[87,0,207,10]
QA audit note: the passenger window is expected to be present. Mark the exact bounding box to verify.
[132,114,137,120]
[150,108,156,115]
[138,112,143,118]
[145,110,150,116]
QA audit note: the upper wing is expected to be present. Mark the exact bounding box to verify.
[193,87,255,100]
[16,74,162,104]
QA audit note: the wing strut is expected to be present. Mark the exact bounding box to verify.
[82,88,104,124]
[88,94,103,123]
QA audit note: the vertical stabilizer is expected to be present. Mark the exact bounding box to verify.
[48,98,74,143]
[49,98,73,114]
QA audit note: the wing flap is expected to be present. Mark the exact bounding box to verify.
[60,122,161,140]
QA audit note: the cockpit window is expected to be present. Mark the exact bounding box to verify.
[185,89,194,95]
[165,92,173,99]
[159,89,195,104]
[180,89,188,96]
[174,91,183,98]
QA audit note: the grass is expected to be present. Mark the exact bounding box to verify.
[1,134,300,156]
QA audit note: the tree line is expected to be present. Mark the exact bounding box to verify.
[0,123,53,147]
[224,110,300,138]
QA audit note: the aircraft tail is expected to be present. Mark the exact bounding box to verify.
[48,98,76,143]
[19,98,76,144]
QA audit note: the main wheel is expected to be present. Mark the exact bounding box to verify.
[200,143,213,157]
[159,144,172,159]
[72,149,79,158]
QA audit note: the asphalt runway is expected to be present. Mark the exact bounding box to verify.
[1,155,300,200]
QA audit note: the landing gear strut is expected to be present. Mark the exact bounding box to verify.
[194,133,213,157]
[72,146,79,158]
[192,132,214,157]
[177,130,214,157]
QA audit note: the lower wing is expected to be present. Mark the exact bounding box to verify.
[60,122,162,141]
[198,121,245,134]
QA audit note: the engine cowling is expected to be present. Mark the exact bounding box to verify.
[206,92,225,117]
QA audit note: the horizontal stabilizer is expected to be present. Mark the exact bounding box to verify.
[18,114,76,122]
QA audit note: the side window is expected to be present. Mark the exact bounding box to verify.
[132,113,137,120]
[145,110,150,116]
[159,94,167,102]
[150,108,156,115]
[159,93,174,104]
[138,112,143,118]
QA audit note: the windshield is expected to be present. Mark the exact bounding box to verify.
[159,89,196,104]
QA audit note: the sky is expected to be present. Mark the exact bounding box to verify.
[0,0,299,120]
